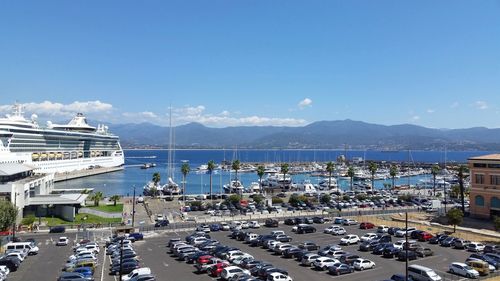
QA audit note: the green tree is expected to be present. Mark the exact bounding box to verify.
[89,191,104,206]
[227,194,241,205]
[289,194,300,206]
[109,195,121,206]
[232,160,241,181]
[207,160,216,201]
[181,163,190,202]
[0,201,18,231]
[494,216,500,231]
[457,165,468,214]
[450,185,460,199]
[342,194,350,201]
[280,163,289,189]
[252,194,264,205]
[272,197,284,204]
[152,172,161,185]
[368,161,378,191]
[390,165,398,190]
[446,208,463,232]
[326,161,334,190]
[431,164,440,196]
[257,165,265,194]
[320,193,331,204]
[347,166,355,191]
[356,193,368,201]
[21,214,36,226]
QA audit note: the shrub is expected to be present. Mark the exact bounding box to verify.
[272,197,283,204]
[21,215,36,226]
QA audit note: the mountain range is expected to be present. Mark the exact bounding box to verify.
[104,120,500,150]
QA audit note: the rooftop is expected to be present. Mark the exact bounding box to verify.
[28,193,88,205]
[468,154,500,161]
[0,163,34,176]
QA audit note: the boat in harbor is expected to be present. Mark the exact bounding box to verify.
[223,179,245,194]
[162,107,181,195]
[0,103,124,174]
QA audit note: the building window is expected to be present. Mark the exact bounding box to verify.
[491,175,500,185]
[475,195,485,207]
[475,174,485,184]
[488,164,500,169]
[473,163,487,168]
[492,197,500,209]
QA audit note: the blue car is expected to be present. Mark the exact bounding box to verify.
[72,267,94,280]
[128,232,144,241]
[210,224,221,231]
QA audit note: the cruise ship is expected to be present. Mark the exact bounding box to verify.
[0,103,124,174]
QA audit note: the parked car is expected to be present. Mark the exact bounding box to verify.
[397,250,417,261]
[57,237,69,246]
[265,219,279,228]
[296,225,316,234]
[313,257,339,270]
[340,235,360,245]
[449,262,479,279]
[266,272,292,281]
[343,219,357,226]
[155,220,169,227]
[359,222,375,229]
[328,263,354,275]
[415,247,434,257]
[353,258,375,270]
[301,253,320,266]
[298,241,319,251]
[468,242,485,252]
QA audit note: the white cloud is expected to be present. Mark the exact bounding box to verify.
[474,101,488,110]
[0,100,113,119]
[450,101,459,108]
[298,98,312,109]
[426,109,435,114]
[411,115,420,121]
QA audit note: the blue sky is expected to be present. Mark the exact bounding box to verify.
[0,1,499,128]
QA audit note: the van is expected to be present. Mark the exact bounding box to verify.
[5,242,39,255]
[408,264,442,281]
[466,259,490,276]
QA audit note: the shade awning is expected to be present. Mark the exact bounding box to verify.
[0,163,34,176]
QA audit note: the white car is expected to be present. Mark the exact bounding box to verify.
[360,233,378,242]
[5,252,24,262]
[248,221,261,228]
[122,267,152,281]
[220,266,251,281]
[324,226,337,234]
[395,227,416,237]
[267,272,293,281]
[156,214,165,221]
[449,262,479,279]
[57,237,69,246]
[241,221,249,229]
[0,265,10,276]
[331,227,346,235]
[343,219,358,225]
[393,240,406,250]
[377,225,389,233]
[353,258,376,270]
[220,222,230,231]
[313,256,340,270]
[467,242,485,252]
[340,235,360,245]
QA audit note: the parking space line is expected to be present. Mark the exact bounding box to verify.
[100,247,107,281]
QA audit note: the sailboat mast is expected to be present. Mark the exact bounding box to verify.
[168,106,173,179]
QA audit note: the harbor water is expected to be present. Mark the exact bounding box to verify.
[55,149,493,196]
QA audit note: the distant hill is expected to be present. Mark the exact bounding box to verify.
[105,120,500,150]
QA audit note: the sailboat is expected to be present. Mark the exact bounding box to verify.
[223,146,245,194]
[162,107,181,195]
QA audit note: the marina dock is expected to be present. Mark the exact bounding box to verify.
[54,166,124,182]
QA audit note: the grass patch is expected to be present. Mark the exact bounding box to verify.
[44,213,122,226]
[88,203,123,213]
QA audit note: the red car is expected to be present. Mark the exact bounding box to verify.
[359,222,375,229]
[418,232,433,241]
[208,262,229,277]
[196,255,214,265]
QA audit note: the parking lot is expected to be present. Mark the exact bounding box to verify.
[11,218,498,281]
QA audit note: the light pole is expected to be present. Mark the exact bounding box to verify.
[132,185,136,228]
[405,211,409,281]
[12,191,19,241]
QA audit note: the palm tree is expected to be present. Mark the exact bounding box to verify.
[368,162,378,191]
[110,195,121,206]
[90,191,104,206]
[326,161,334,190]
[152,172,161,186]
[232,160,241,181]
[431,164,440,197]
[257,165,265,195]
[457,165,469,214]
[347,166,355,191]
[390,165,398,191]
[181,163,190,203]
[280,163,289,190]
[207,160,216,201]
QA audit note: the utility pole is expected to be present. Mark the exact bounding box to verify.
[132,185,136,228]
[119,236,124,281]
[405,211,409,281]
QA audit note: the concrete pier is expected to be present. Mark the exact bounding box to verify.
[54,166,124,182]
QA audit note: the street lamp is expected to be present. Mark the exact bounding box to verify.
[132,185,136,228]
[12,191,19,241]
